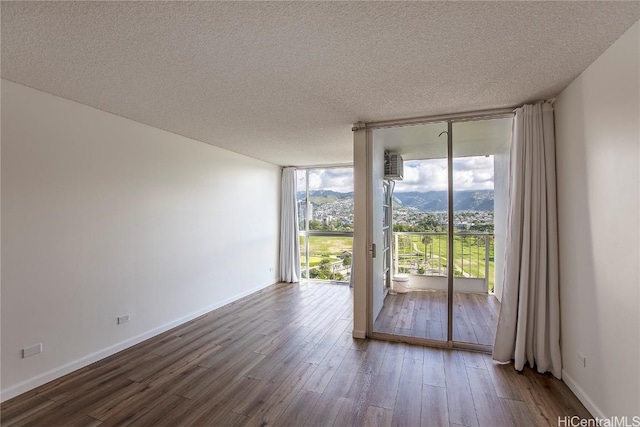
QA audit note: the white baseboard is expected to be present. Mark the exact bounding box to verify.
[352,329,366,339]
[562,369,606,419]
[0,282,276,402]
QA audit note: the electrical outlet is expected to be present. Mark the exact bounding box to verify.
[577,352,586,368]
[117,314,130,325]
[23,343,43,358]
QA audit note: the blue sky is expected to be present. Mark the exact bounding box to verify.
[297,156,494,193]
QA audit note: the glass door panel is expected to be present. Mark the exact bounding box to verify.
[451,120,502,348]
[372,121,449,342]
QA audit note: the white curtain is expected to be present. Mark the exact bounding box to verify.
[493,102,562,379]
[279,167,301,283]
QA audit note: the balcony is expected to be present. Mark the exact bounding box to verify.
[393,231,494,293]
[374,231,499,345]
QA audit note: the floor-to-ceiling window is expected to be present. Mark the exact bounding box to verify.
[296,167,354,283]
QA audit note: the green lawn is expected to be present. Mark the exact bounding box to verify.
[300,236,353,267]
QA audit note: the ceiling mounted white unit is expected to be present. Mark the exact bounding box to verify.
[385,153,404,180]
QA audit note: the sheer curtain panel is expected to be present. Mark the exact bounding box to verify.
[279,167,301,283]
[493,102,562,379]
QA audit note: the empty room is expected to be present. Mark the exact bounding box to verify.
[1,2,639,426]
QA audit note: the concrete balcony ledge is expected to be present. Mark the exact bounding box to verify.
[397,275,488,294]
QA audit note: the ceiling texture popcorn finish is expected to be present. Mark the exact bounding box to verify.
[2,2,639,166]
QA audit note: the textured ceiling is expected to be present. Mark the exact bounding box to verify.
[2,2,639,166]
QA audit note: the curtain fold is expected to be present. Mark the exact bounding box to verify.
[279,167,301,283]
[493,102,562,379]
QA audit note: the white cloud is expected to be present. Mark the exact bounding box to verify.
[297,167,354,193]
[296,156,493,193]
[395,156,494,192]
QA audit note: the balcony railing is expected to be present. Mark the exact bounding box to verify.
[393,231,494,292]
[296,230,494,291]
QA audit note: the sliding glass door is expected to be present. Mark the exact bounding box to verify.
[370,116,511,351]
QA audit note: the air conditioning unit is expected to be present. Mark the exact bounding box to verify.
[384,154,404,180]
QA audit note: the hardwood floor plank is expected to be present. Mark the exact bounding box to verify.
[368,343,406,410]
[375,293,402,333]
[363,405,393,427]
[126,342,219,383]
[175,351,266,400]
[99,389,186,427]
[0,395,55,427]
[245,332,312,381]
[274,390,320,426]
[404,343,425,361]
[143,342,221,388]
[397,298,416,331]
[546,373,592,419]
[1,366,95,405]
[243,361,317,424]
[182,377,261,426]
[87,381,148,421]
[423,347,446,388]
[303,318,352,365]
[466,366,512,427]
[304,349,366,426]
[303,395,345,427]
[452,293,478,344]
[113,393,190,427]
[444,351,479,427]
[421,385,448,427]
[18,377,135,426]
[425,291,441,321]
[332,370,374,427]
[232,341,316,416]
[391,357,423,427]
[500,397,536,426]
[515,367,592,423]
[358,339,389,376]
[475,294,499,338]
[303,342,349,393]
[462,351,486,369]
[463,295,494,345]
[512,367,569,426]
[426,319,446,341]
[412,295,429,339]
[483,356,524,401]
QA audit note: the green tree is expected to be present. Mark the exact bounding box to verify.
[421,235,432,270]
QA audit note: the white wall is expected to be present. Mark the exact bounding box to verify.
[1,81,281,400]
[555,21,640,418]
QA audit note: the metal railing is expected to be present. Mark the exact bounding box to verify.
[393,231,494,291]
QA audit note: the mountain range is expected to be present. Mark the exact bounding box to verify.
[394,190,493,212]
[300,189,494,212]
